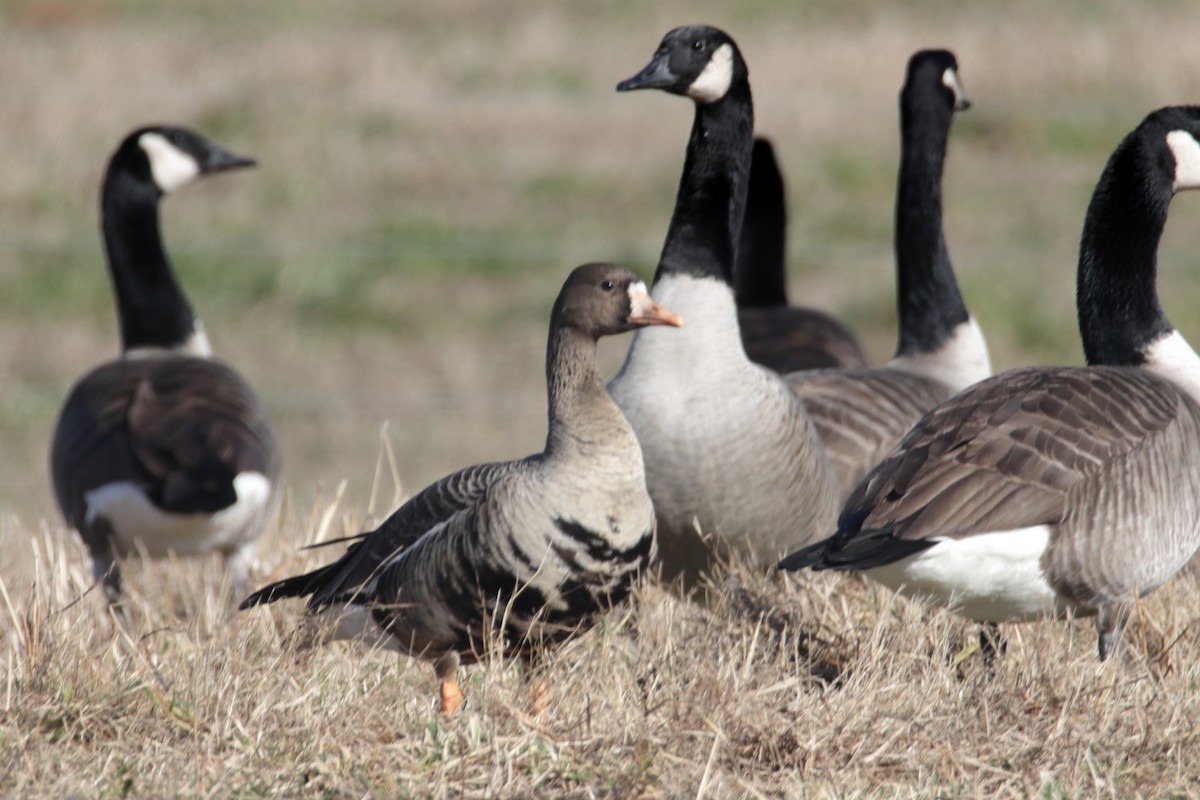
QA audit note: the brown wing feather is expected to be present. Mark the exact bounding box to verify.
[788,367,951,497]
[848,367,1186,541]
[740,306,867,373]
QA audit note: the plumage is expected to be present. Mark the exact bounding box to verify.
[242,263,682,713]
[787,50,990,499]
[607,26,838,587]
[49,125,281,603]
[781,106,1200,659]
[735,138,867,372]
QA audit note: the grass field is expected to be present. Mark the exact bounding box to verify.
[4,0,1200,796]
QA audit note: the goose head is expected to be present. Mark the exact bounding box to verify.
[616,25,746,105]
[554,263,684,339]
[110,125,257,197]
[902,49,969,112]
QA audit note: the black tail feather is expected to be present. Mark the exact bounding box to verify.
[239,565,334,610]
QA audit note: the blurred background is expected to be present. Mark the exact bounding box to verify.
[3,0,1200,528]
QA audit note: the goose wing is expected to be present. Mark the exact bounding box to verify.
[789,368,1186,569]
[242,458,530,610]
[787,367,950,496]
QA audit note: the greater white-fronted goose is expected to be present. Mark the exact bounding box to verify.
[241,263,682,714]
[786,50,990,500]
[49,125,282,604]
[781,106,1200,660]
[607,26,839,587]
[736,137,867,372]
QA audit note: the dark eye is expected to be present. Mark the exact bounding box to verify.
[601,280,615,291]
[692,40,706,52]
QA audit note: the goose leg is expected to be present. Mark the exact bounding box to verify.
[86,520,125,606]
[1096,602,1131,661]
[978,622,1006,664]
[524,646,549,716]
[435,652,463,715]
[223,543,256,603]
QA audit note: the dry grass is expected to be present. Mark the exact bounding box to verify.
[4,498,1200,798]
[6,1,1200,796]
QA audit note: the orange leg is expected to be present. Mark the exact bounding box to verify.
[529,679,549,716]
[440,679,464,715]
[435,652,463,715]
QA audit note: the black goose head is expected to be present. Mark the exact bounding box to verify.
[1077,105,1200,366]
[903,50,969,115]
[109,125,257,198]
[554,263,684,340]
[617,25,747,105]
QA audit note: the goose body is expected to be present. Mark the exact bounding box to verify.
[607,26,838,586]
[786,50,990,499]
[781,106,1200,659]
[242,263,682,713]
[49,126,281,602]
[736,138,867,372]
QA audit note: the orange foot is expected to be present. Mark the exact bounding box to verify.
[440,680,464,715]
[529,680,549,716]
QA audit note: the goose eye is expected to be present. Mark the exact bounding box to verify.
[692,40,706,52]
[601,280,615,291]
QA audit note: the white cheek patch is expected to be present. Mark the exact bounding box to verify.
[138,131,201,193]
[687,43,734,103]
[941,67,968,108]
[1167,130,1200,192]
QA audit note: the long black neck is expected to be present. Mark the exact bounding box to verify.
[655,84,754,286]
[544,324,613,456]
[1076,134,1173,367]
[101,169,198,352]
[734,140,788,307]
[893,90,969,357]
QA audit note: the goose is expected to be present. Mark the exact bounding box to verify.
[241,263,682,714]
[785,50,990,500]
[607,25,839,587]
[780,106,1200,661]
[736,137,868,372]
[49,125,282,604]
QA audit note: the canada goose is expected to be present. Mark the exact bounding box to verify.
[780,106,1200,661]
[607,26,839,587]
[736,137,868,372]
[49,125,282,604]
[786,50,990,499]
[241,263,682,714]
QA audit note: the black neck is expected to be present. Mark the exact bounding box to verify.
[734,142,788,307]
[101,170,198,352]
[893,90,969,357]
[1076,136,1173,367]
[655,85,754,286]
[544,324,613,455]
